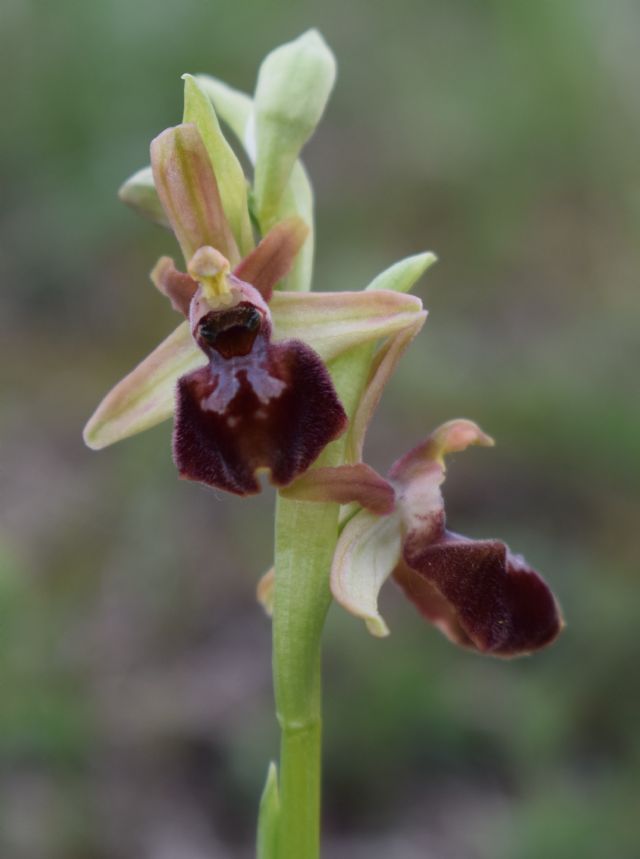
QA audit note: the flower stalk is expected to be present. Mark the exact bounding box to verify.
[272,493,334,859]
[271,339,378,858]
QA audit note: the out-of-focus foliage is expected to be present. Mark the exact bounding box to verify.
[1,1,638,857]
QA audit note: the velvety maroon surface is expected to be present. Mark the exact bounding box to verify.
[173,308,347,494]
[397,530,562,656]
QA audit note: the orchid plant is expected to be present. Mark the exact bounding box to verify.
[83,30,563,859]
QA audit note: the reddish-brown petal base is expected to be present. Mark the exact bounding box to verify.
[396,531,563,657]
[173,338,347,495]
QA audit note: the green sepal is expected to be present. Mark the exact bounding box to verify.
[150,123,240,265]
[182,74,254,256]
[197,73,316,292]
[337,252,435,461]
[257,761,280,859]
[366,251,437,293]
[194,74,253,147]
[253,30,336,229]
[82,288,424,451]
[118,166,168,228]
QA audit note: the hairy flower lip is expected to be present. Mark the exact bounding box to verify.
[328,419,564,656]
[173,330,348,495]
[171,268,349,493]
[83,287,425,452]
[398,529,563,657]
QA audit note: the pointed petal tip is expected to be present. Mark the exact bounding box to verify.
[365,615,391,638]
[82,322,203,453]
[289,28,336,63]
[391,418,494,482]
[366,252,437,294]
[82,419,105,451]
[430,419,495,457]
[415,250,438,270]
[300,28,335,59]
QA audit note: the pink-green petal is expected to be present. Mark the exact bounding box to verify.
[83,322,205,450]
[150,124,240,266]
[281,464,396,514]
[234,217,309,301]
[270,289,425,362]
[348,314,426,462]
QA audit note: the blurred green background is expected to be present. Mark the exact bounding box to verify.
[1,1,639,857]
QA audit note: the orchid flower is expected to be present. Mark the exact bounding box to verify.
[279,418,563,656]
[83,36,425,496]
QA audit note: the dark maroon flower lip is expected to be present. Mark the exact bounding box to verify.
[173,321,347,495]
[171,269,347,495]
[398,529,563,657]
[328,419,564,657]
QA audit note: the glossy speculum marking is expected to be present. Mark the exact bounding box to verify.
[197,303,264,358]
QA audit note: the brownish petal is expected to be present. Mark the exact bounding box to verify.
[173,323,347,495]
[401,530,563,657]
[150,256,198,316]
[233,217,309,302]
[281,463,396,514]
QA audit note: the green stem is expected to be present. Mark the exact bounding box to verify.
[269,353,373,859]
[273,494,339,859]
